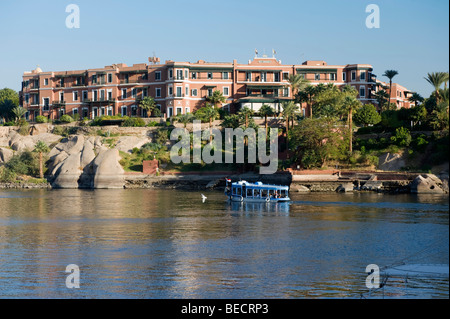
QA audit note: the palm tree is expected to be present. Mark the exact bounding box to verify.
[408,92,424,107]
[201,104,219,142]
[424,72,449,103]
[259,104,275,136]
[34,141,50,179]
[237,107,254,146]
[12,105,27,124]
[383,70,399,107]
[342,94,362,154]
[238,106,253,129]
[282,101,297,130]
[138,96,156,117]
[207,90,226,108]
[176,113,194,128]
[289,74,309,100]
[373,89,390,112]
[303,85,317,118]
[439,87,449,105]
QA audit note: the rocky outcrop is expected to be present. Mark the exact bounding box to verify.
[410,174,447,194]
[361,175,383,191]
[92,149,124,189]
[336,183,354,193]
[47,135,125,189]
[1,129,60,153]
[52,153,83,189]
[115,136,152,153]
[290,185,311,192]
[0,147,14,163]
[378,152,406,171]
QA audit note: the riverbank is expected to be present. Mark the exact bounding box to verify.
[1,169,448,194]
[122,170,448,194]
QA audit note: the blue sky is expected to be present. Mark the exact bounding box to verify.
[0,0,448,97]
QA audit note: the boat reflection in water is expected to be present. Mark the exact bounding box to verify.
[227,200,291,216]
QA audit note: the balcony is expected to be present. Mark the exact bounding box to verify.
[248,94,280,98]
[92,81,107,86]
[52,101,66,108]
[83,98,115,104]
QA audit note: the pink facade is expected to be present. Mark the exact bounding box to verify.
[375,80,414,110]
[20,56,411,121]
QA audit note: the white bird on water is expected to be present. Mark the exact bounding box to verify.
[201,194,207,203]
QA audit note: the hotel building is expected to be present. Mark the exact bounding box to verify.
[20,55,412,121]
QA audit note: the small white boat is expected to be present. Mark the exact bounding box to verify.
[225,179,290,203]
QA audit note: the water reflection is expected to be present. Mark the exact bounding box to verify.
[227,201,290,216]
[0,189,448,299]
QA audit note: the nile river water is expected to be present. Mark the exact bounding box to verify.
[0,189,448,299]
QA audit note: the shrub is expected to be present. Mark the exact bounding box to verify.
[3,121,15,126]
[141,143,163,152]
[154,129,169,145]
[122,117,145,127]
[412,135,429,152]
[0,166,17,182]
[18,121,30,136]
[147,121,161,127]
[36,115,48,123]
[6,151,39,176]
[52,126,74,137]
[72,113,80,121]
[391,127,411,147]
[59,114,74,123]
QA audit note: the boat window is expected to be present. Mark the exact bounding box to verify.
[261,190,268,198]
[247,189,253,198]
[237,187,241,196]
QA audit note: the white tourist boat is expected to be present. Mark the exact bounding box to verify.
[225,179,290,203]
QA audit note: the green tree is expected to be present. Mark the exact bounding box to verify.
[391,127,412,147]
[221,114,241,129]
[259,104,275,135]
[408,92,424,107]
[313,85,346,118]
[195,104,219,142]
[290,117,345,168]
[0,88,19,122]
[298,85,317,118]
[33,141,50,179]
[206,90,226,108]
[138,96,157,117]
[425,72,449,104]
[282,101,298,132]
[238,106,254,129]
[428,103,449,130]
[12,106,27,124]
[382,70,399,107]
[341,86,362,154]
[176,113,194,128]
[354,104,381,127]
[289,74,309,103]
[373,89,390,112]
[409,105,427,128]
